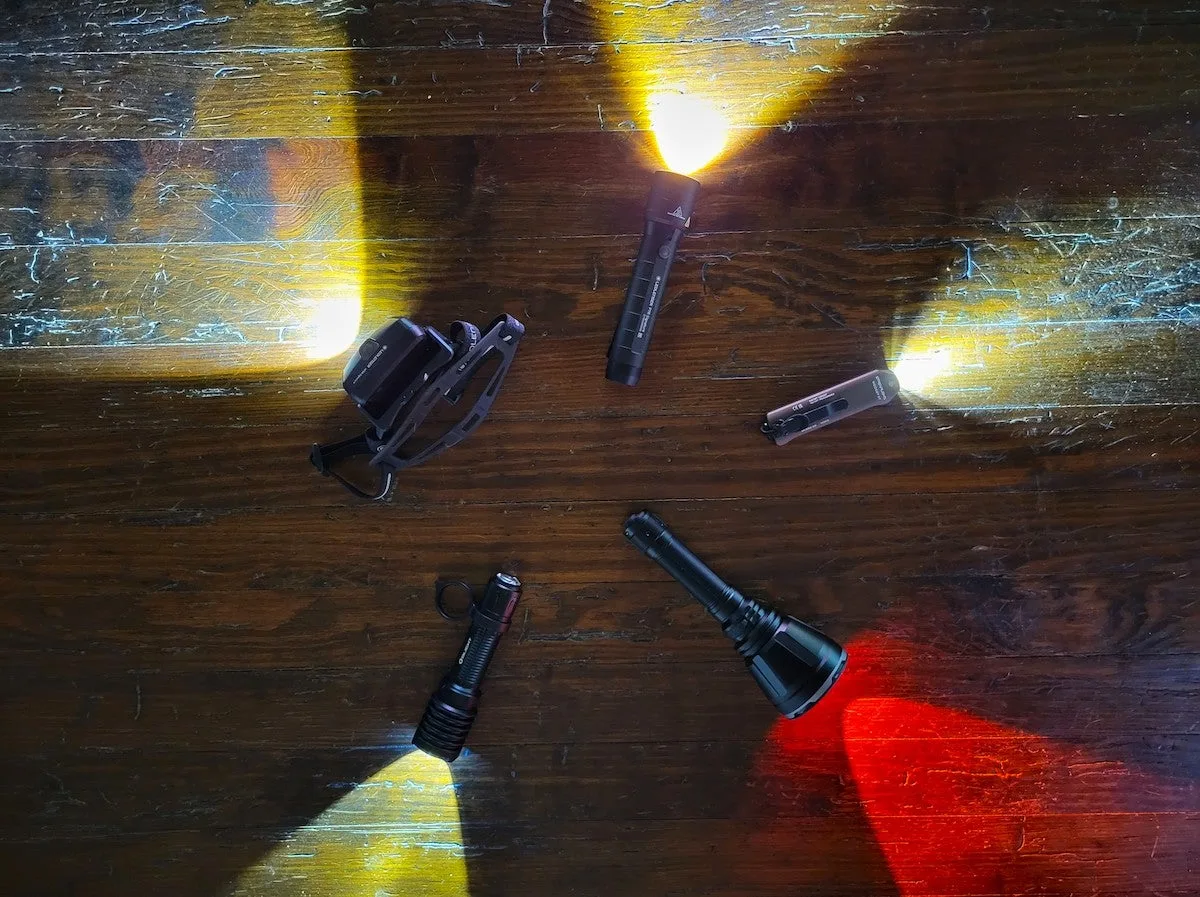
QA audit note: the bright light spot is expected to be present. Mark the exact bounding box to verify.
[233,751,466,897]
[893,347,951,395]
[303,284,363,361]
[649,91,730,175]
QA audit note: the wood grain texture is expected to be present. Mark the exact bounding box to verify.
[3,118,1197,246]
[5,0,1199,53]
[2,28,1198,140]
[3,490,1199,594]
[2,572,1199,676]
[4,816,1195,897]
[6,734,1198,838]
[4,650,1200,751]
[1,1,1198,896]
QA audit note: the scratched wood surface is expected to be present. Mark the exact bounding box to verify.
[1,1,1199,896]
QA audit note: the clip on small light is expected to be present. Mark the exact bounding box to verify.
[311,315,525,500]
[762,369,900,445]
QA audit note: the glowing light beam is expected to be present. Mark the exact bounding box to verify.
[603,2,899,171]
[648,91,730,176]
[886,214,1200,412]
[232,751,467,897]
[891,347,952,396]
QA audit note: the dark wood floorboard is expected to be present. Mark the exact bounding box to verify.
[1,1,1198,896]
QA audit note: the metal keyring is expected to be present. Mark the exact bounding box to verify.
[434,579,475,622]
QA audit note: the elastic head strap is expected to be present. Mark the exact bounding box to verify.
[309,437,395,500]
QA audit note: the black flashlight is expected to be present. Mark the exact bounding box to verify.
[624,511,846,719]
[413,572,522,762]
[605,170,701,386]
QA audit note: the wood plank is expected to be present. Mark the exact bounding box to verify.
[4,733,1196,838]
[2,491,1198,595]
[0,820,1195,897]
[16,816,1196,897]
[0,823,888,897]
[0,0,551,54]
[6,0,1198,54]
[21,815,1200,897]
[2,117,1197,246]
[1,649,1197,752]
[3,317,1199,422]
[5,401,1200,514]
[1,571,1197,676]
[2,217,1198,337]
[598,0,1200,44]
[1,29,1198,140]
[3,219,1198,342]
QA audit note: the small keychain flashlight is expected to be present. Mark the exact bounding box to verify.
[762,369,901,445]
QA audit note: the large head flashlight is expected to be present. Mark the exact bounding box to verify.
[413,572,522,762]
[605,170,700,386]
[624,511,846,718]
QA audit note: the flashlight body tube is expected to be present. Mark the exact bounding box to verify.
[606,170,700,387]
[624,511,742,625]
[624,511,847,719]
[413,572,522,762]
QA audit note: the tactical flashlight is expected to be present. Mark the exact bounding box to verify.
[624,511,846,719]
[762,369,900,445]
[413,572,522,762]
[605,170,701,386]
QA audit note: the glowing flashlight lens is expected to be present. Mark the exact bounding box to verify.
[649,91,729,175]
[893,348,951,394]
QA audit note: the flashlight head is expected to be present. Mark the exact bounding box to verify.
[343,318,454,430]
[741,613,847,718]
[413,573,522,762]
[645,170,700,228]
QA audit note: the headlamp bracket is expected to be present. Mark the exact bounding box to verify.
[310,314,525,500]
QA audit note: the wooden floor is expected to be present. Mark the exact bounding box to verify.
[2,1,1199,895]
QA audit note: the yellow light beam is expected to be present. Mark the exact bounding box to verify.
[648,90,730,176]
[195,8,367,368]
[69,4,375,377]
[233,751,468,897]
[886,213,1200,410]
[892,347,952,395]
[605,3,898,172]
